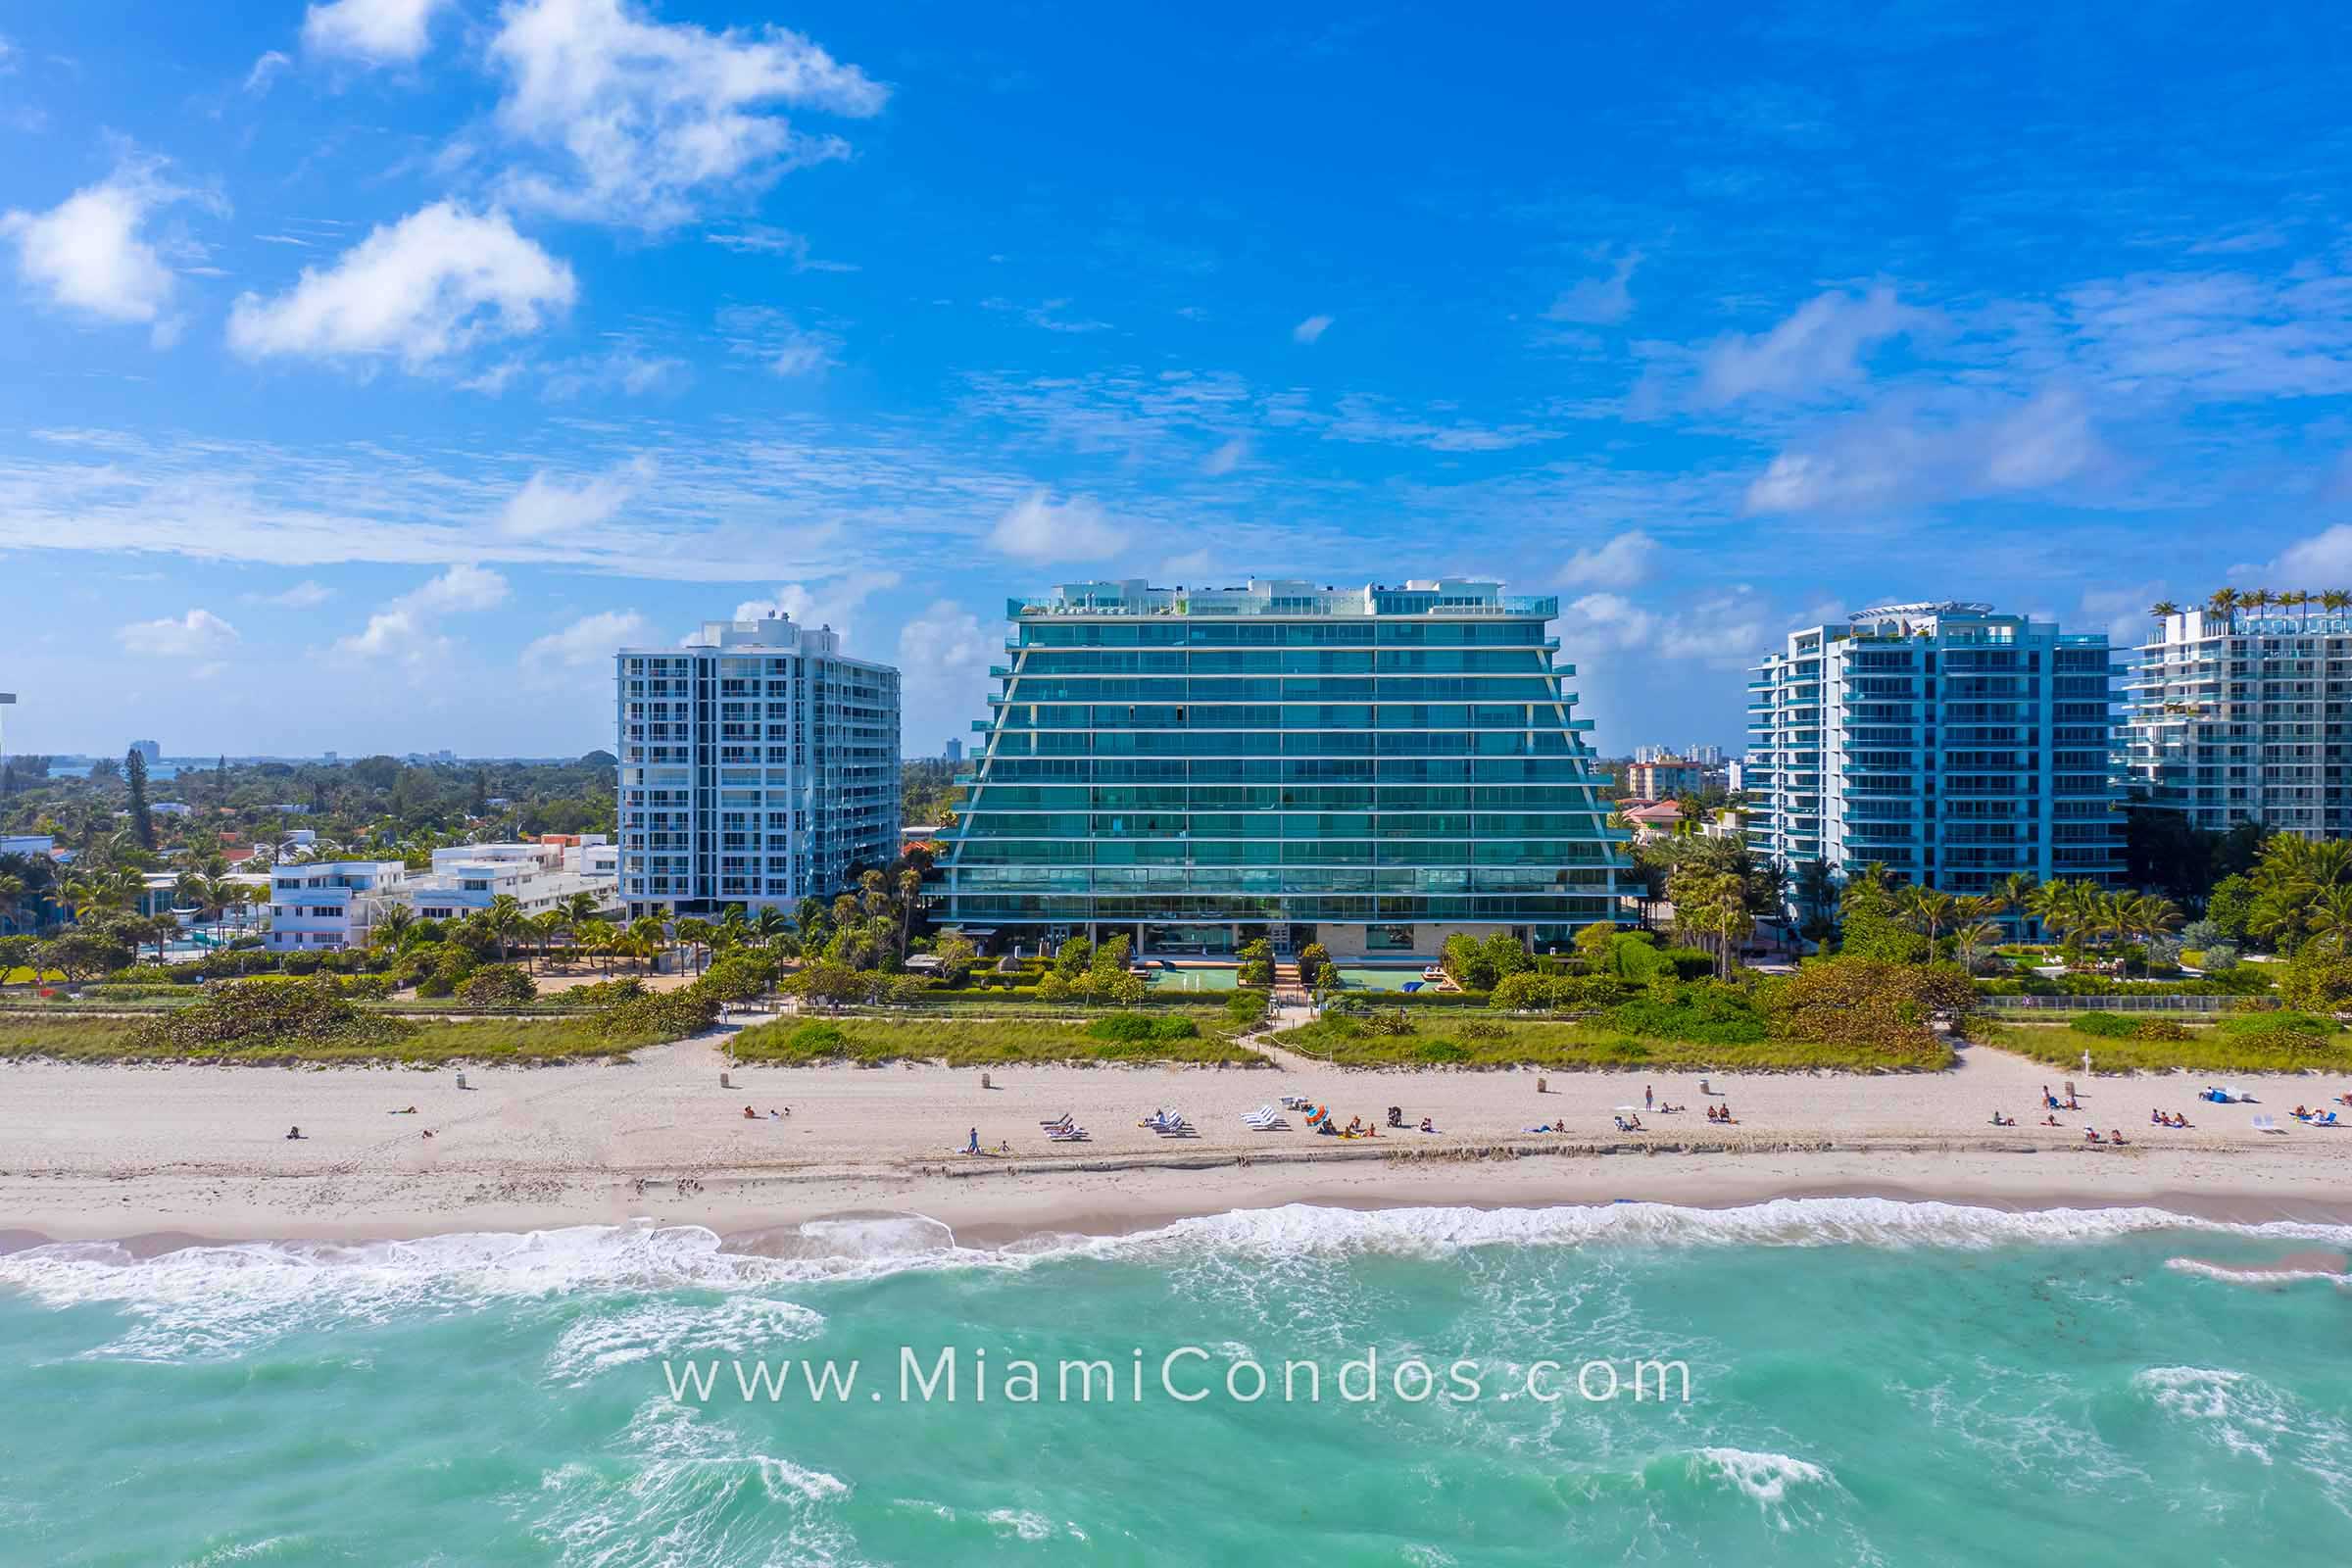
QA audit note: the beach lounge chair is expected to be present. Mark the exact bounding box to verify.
[2252,1114,2285,1135]
[1040,1113,1074,1129]
[1048,1125,1089,1142]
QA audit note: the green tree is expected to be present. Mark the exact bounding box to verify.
[123,748,155,851]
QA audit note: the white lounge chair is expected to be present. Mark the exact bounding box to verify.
[1048,1124,1089,1142]
[2252,1114,2285,1135]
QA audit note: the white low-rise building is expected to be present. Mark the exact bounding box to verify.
[265,861,409,952]
[399,842,619,923]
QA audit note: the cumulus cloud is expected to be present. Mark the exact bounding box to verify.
[1544,250,1641,326]
[2253,525,2352,585]
[1292,314,1334,344]
[1743,388,2103,514]
[118,608,240,658]
[522,608,648,673]
[896,598,999,749]
[1560,589,1767,670]
[1558,530,1659,591]
[1699,286,1928,404]
[2,157,210,342]
[486,0,888,230]
[497,457,652,538]
[990,491,1120,563]
[730,569,901,646]
[303,0,450,63]
[336,564,510,662]
[226,202,576,371]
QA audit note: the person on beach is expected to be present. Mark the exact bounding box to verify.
[743,1106,757,1119]
[285,1126,303,1139]
[2111,1129,2129,1145]
[1420,1117,1436,1133]
[1644,1086,1653,1110]
[966,1128,980,1154]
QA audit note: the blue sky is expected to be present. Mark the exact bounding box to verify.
[5,1,2352,760]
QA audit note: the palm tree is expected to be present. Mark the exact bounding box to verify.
[1895,885,1958,947]
[673,916,713,975]
[1953,920,2002,971]
[2305,886,2352,955]
[1838,860,1899,913]
[2207,587,2240,630]
[2149,600,2180,622]
[2322,589,2351,624]
[371,904,416,953]
[718,907,758,953]
[479,894,526,963]
[626,915,669,973]
[530,908,567,972]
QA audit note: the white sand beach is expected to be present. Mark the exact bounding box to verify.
[6,1030,2352,1246]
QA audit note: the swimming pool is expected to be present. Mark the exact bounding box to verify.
[1144,965,1240,991]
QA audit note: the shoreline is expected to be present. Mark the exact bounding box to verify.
[8,1033,2352,1251]
[8,1147,2352,1253]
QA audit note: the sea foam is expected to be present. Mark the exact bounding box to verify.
[8,1199,2352,1360]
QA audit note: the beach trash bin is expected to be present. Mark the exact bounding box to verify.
[1537,1075,1548,1095]
[720,1071,732,1089]
[982,1072,993,1090]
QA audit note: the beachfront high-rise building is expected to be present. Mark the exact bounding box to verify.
[614,617,901,918]
[942,577,1626,958]
[2120,603,2352,839]
[1745,602,2123,914]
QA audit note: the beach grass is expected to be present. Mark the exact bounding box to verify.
[1976,1020,2352,1074]
[0,1014,655,1065]
[1271,1016,1954,1072]
[728,1016,1267,1067]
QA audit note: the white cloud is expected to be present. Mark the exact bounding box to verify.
[226,202,576,371]
[497,457,651,538]
[704,224,857,270]
[1559,530,1658,590]
[1560,589,1765,670]
[249,579,334,608]
[2260,525,2352,584]
[118,608,240,658]
[1699,286,1927,404]
[522,609,648,672]
[302,0,449,64]
[245,50,293,93]
[486,0,888,230]
[1544,250,1641,326]
[1292,314,1334,344]
[897,598,998,750]
[336,564,510,662]
[990,491,1121,563]
[729,569,901,648]
[1743,388,2102,514]
[1201,437,1248,476]
[2,159,206,341]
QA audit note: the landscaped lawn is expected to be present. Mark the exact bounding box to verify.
[0,1014,656,1065]
[1272,1016,1954,1072]
[729,1016,1266,1067]
[1976,1017,2352,1074]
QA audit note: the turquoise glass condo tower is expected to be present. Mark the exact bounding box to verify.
[942,578,1628,958]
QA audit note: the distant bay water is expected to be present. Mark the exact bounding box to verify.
[1,1199,2346,1564]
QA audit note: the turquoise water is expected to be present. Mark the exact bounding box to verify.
[3,1200,2349,1564]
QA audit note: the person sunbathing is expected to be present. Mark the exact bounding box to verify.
[2044,1114,2062,1126]
[1990,1112,2015,1126]
[742,1106,757,1119]
[2084,1129,2105,1143]
[2110,1129,2129,1146]
[1552,1119,1568,1134]
[285,1126,304,1140]
[1420,1117,1436,1133]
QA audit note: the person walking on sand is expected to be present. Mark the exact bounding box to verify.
[966,1127,980,1154]
[1644,1085,1653,1110]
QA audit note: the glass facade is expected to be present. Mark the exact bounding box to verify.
[2121,608,2352,840]
[616,619,901,918]
[943,578,1627,956]
[1746,602,2124,908]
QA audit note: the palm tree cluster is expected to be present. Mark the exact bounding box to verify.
[2240,837,2352,955]
[1835,862,2180,971]
[1669,864,1755,977]
[2154,589,2352,631]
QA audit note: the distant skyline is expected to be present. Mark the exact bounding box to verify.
[7,2,2352,758]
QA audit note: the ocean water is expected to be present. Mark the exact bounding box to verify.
[3,1199,2349,1565]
